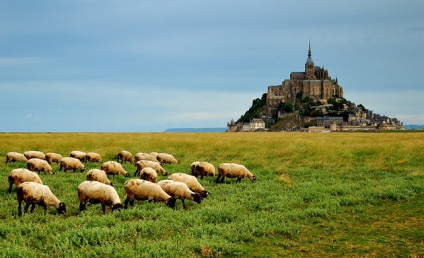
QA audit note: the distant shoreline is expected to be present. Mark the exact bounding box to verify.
[164,128,226,132]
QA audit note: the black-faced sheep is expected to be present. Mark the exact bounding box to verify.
[101,161,130,178]
[124,179,176,209]
[134,152,159,163]
[45,152,63,164]
[24,151,45,160]
[17,182,66,216]
[70,151,87,162]
[139,167,158,183]
[59,157,85,173]
[167,173,208,198]
[27,158,54,175]
[8,168,43,194]
[216,163,256,183]
[158,180,202,209]
[86,152,102,162]
[134,160,167,177]
[190,161,215,179]
[117,150,134,164]
[77,181,123,214]
[156,153,178,164]
[86,169,113,186]
[6,152,28,164]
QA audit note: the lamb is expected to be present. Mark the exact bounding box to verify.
[156,153,178,164]
[158,180,202,209]
[117,150,134,164]
[45,152,63,164]
[191,161,215,179]
[77,181,123,214]
[216,163,256,183]
[70,150,87,162]
[139,167,158,183]
[123,179,176,209]
[134,160,167,176]
[24,151,45,160]
[101,161,130,178]
[134,152,159,163]
[8,168,43,194]
[86,152,102,162]
[167,173,208,198]
[59,157,85,173]
[6,152,28,164]
[27,158,54,175]
[86,169,113,186]
[17,182,66,216]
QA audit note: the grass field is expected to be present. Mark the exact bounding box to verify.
[0,132,423,257]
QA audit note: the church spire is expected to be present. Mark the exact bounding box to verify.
[308,40,312,58]
[306,40,314,65]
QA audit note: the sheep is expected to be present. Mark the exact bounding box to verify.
[86,169,113,186]
[27,158,54,175]
[156,153,178,164]
[139,167,158,183]
[24,151,45,160]
[167,173,208,198]
[86,152,102,163]
[158,180,202,209]
[45,152,63,164]
[70,150,87,162]
[134,152,159,163]
[134,160,167,177]
[5,152,28,164]
[123,179,176,209]
[117,150,134,164]
[216,163,256,183]
[191,161,215,179]
[59,157,85,173]
[77,181,123,214]
[8,168,43,194]
[17,182,66,216]
[101,161,130,178]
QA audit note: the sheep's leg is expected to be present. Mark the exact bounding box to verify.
[181,199,187,209]
[215,175,221,183]
[18,200,23,216]
[43,204,47,215]
[79,202,86,211]
[24,203,31,214]
[101,204,106,214]
[8,182,13,194]
[30,204,36,213]
[220,176,225,183]
[236,177,241,183]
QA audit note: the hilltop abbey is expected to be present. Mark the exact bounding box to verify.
[266,42,343,117]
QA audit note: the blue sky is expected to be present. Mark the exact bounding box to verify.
[0,1,423,132]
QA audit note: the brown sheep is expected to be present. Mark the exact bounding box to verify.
[86,152,102,162]
[77,181,123,214]
[27,158,54,175]
[24,151,45,160]
[167,173,208,198]
[101,161,130,178]
[45,152,63,164]
[191,161,215,179]
[134,160,167,176]
[70,151,87,162]
[117,150,134,164]
[216,163,256,183]
[6,152,28,164]
[59,157,85,173]
[124,179,176,209]
[158,180,202,209]
[8,168,43,194]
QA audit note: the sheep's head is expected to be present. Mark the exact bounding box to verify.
[200,190,209,198]
[125,173,130,178]
[192,193,202,204]
[57,203,66,215]
[112,203,123,212]
[167,198,176,209]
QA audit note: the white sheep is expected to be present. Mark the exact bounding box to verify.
[6,152,28,164]
[216,163,256,183]
[134,160,167,177]
[59,157,85,173]
[86,169,113,186]
[27,158,54,175]
[101,161,130,178]
[45,152,63,164]
[86,152,102,162]
[77,181,123,214]
[70,150,87,162]
[17,182,66,216]
[139,167,158,183]
[158,180,202,209]
[190,161,215,179]
[156,153,178,164]
[117,150,134,164]
[167,173,208,198]
[134,152,159,163]
[8,168,43,194]
[123,179,176,209]
[24,151,45,160]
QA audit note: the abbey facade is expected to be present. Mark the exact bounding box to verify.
[266,43,344,117]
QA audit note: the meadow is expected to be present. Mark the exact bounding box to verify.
[0,132,423,257]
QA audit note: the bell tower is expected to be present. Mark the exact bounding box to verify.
[305,41,316,80]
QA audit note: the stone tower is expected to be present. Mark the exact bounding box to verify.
[305,41,315,80]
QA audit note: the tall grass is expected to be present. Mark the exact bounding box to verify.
[0,132,423,257]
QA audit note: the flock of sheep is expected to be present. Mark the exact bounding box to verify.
[6,150,256,216]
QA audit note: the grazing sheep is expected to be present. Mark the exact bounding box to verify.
[134,152,159,163]
[86,169,113,186]
[168,173,208,198]
[134,160,167,176]
[70,151,87,162]
[45,152,63,164]
[191,161,215,179]
[101,161,130,178]
[156,153,178,164]
[6,152,28,164]
[27,158,54,175]
[8,168,43,194]
[24,151,45,160]
[77,181,123,214]
[17,182,66,216]
[86,152,102,162]
[117,150,134,164]
[216,163,256,183]
[124,179,176,209]
[139,167,158,183]
[59,157,85,173]
[158,180,202,209]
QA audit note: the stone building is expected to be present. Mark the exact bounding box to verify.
[266,42,344,117]
[226,118,266,132]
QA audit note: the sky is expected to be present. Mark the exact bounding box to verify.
[0,0,423,132]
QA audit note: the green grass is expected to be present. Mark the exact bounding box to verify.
[0,132,423,257]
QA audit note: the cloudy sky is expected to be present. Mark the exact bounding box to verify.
[0,1,423,132]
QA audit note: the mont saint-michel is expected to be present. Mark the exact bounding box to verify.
[227,43,403,132]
